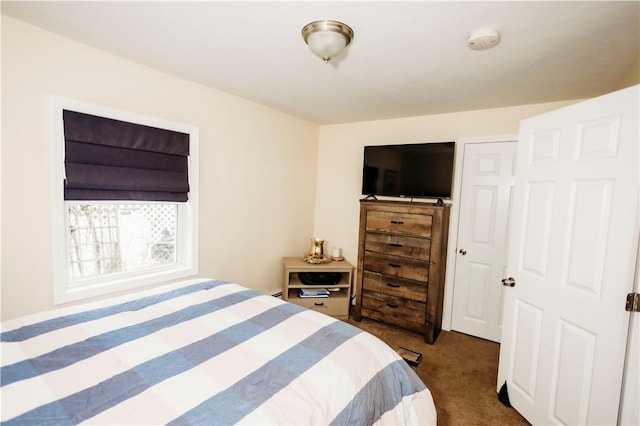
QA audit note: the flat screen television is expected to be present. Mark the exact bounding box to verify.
[361,142,455,199]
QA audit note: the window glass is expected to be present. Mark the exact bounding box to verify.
[67,203,178,282]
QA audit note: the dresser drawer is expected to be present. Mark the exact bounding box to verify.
[366,210,432,237]
[362,271,427,302]
[364,232,430,260]
[364,252,429,282]
[361,290,425,333]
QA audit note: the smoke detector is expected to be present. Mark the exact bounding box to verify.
[467,27,500,50]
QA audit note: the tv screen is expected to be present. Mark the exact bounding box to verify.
[361,142,455,199]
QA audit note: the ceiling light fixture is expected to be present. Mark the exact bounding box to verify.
[302,20,354,63]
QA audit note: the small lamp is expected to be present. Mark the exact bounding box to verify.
[302,20,354,63]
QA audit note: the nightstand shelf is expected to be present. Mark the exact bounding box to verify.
[282,257,354,320]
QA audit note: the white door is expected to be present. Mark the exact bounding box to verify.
[498,85,639,425]
[451,141,516,342]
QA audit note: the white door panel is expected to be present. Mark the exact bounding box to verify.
[498,86,639,425]
[452,141,516,342]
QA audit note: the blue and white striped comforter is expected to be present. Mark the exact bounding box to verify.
[1,279,437,425]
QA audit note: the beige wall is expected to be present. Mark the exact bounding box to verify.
[617,54,640,89]
[313,100,580,271]
[1,16,319,320]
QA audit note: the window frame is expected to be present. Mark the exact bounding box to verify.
[50,96,199,304]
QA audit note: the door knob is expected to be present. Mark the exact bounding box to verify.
[459,249,467,255]
[502,277,516,287]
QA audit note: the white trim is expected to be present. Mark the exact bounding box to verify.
[49,96,199,305]
[441,134,518,332]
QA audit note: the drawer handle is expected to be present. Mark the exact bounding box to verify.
[388,263,401,268]
[314,302,324,306]
[387,283,400,288]
[386,303,399,309]
[390,220,404,225]
[389,243,403,247]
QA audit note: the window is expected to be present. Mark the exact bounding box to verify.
[67,204,178,281]
[50,97,199,304]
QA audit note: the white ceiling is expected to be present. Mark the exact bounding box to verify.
[2,1,639,124]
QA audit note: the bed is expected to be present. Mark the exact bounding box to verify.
[1,279,437,425]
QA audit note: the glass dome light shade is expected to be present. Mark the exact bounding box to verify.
[307,31,347,62]
[302,20,353,63]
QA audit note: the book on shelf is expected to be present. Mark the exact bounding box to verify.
[298,288,330,298]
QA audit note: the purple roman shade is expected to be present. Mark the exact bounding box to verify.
[63,110,190,202]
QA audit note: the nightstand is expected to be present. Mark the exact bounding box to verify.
[282,257,354,320]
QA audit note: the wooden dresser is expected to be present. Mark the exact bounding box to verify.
[352,200,450,343]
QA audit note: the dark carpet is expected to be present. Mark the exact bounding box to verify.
[347,316,530,426]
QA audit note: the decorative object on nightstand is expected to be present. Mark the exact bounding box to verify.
[282,257,354,319]
[352,200,450,344]
[331,246,344,261]
[302,238,331,264]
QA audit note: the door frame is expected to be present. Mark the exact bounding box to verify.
[441,134,517,332]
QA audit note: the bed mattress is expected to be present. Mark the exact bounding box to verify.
[1,278,436,425]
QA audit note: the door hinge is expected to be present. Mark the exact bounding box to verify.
[626,293,640,312]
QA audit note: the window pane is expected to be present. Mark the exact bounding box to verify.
[67,204,178,281]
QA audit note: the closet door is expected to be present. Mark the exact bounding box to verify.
[451,141,516,342]
[498,85,639,425]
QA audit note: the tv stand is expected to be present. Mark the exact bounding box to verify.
[436,198,444,206]
[360,194,378,201]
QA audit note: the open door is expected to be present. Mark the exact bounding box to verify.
[498,85,639,424]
